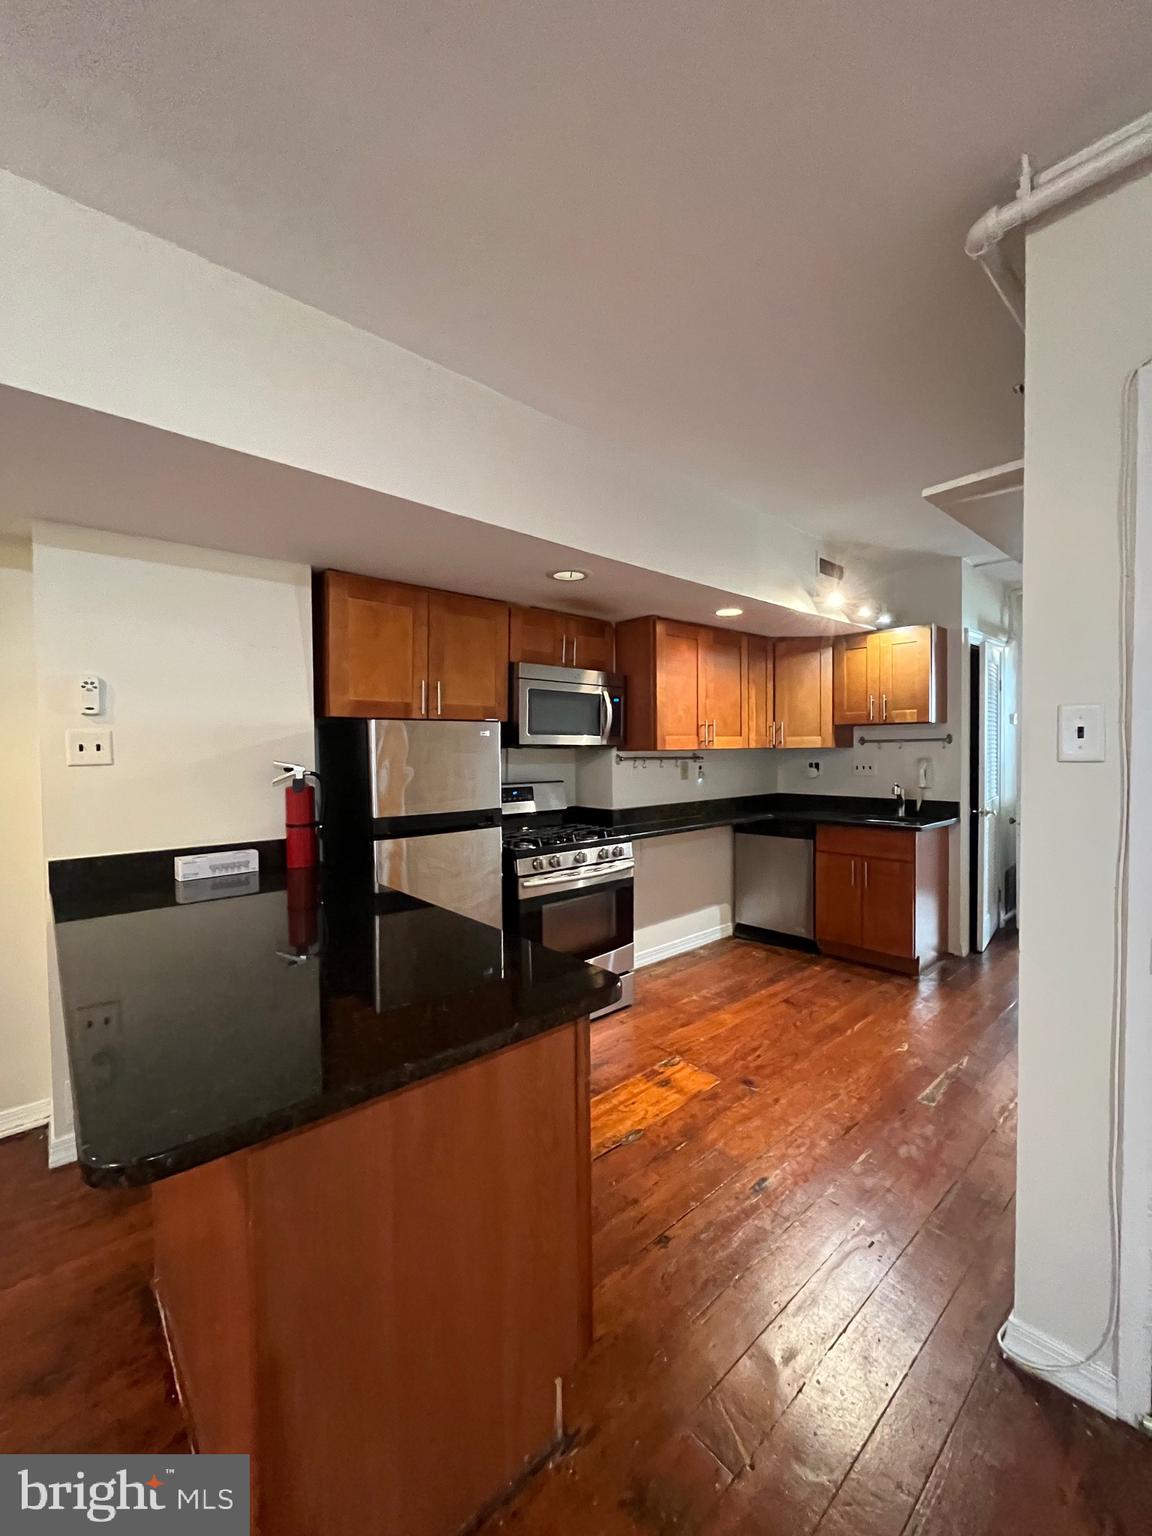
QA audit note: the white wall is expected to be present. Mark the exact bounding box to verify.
[0,539,52,1135]
[1009,167,1152,1391]
[2,171,817,615]
[576,748,778,809]
[34,524,315,1151]
[634,828,734,966]
[502,746,579,804]
[34,525,314,858]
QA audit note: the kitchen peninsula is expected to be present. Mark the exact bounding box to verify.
[53,859,617,1536]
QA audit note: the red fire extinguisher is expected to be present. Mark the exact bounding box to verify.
[273,762,320,870]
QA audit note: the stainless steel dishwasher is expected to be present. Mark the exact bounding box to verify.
[733,821,816,948]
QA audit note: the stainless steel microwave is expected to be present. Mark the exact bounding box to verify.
[510,663,625,748]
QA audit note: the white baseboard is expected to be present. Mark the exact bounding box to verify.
[636,921,733,969]
[48,1128,77,1169]
[999,1312,1118,1419]
[0,1098,51,1141]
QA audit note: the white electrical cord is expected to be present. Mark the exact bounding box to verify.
[997,359,1147,1378]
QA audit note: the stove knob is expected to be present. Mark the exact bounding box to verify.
[612,845,625,859]
[531,857,544,871]
[597,847,611,860]
[573,851,588,864]
[548,854,563,868]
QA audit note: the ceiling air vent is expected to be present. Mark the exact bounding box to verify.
[818,557,845,582]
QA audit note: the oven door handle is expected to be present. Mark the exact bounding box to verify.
[519,860,634,896]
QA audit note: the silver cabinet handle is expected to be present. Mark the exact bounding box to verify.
[436,680,442,716]
[420,679,427,716]
[571,637,578,667]
[700,722,708,747]
[778,721,785,748]
[868,695,874,722]
[560,635,567,665]
[882,692,888,721]
[709,719,716,746]
[850,858,856,887]
[863,861,869,889]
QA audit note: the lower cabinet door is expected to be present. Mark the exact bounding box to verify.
[815,852,862,946]
[859,857,916,956]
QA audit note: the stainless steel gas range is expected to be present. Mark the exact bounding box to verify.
[502,782,634,1018]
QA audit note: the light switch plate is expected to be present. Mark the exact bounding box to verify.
[1058,704,1105,762]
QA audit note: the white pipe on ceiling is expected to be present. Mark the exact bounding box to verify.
[966,110,1152,330]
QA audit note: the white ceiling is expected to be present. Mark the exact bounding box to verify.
[0,387,865,636]
[5,2,1152,561]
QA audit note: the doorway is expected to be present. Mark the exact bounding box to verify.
[969,638,1007,952]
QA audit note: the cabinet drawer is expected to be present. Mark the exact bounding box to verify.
[815,824,916,863]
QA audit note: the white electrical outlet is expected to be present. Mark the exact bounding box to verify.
[66,728,114,766]
[79,675,105,716]
[74,1000,122,1036]
[854,759,875,776]
[806,760,822,778]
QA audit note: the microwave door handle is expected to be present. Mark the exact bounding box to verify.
[601,687,614,741]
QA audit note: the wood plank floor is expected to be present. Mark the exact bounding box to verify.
[2,932,1150,1533]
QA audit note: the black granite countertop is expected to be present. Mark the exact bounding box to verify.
[574,793,961,841]
[53,862,618,1190]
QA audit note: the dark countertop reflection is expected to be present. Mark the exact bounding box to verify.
[54,869,618,1190]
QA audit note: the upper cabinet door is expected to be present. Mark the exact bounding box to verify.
[509,605,565,667]
[321,572,429,719]
[428,592,510,720]
[701,630,747,748]
[654,620,705,750]
[832,632,876,726]
[773,638,834,748]
[564,615,615,673]
[877,625,946,724]
[746,635,775,748]
[508,607,615,670]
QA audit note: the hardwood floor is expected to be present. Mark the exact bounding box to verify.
[2,933,1150,1533]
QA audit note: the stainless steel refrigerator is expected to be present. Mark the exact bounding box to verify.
[316,719,503,929]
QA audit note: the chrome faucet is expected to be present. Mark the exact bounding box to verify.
[892,782,907,818]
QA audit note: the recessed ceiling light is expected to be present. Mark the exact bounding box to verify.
[549,569,587,582]
[715,606,744,618]
[876,611,893,626]
[823,590,845,610]
[856,605,874,620]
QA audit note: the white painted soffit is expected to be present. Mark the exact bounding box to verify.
[923,460,1024,563]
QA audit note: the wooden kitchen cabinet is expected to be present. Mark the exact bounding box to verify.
[616,617,748,749]
[565,614,615,672]
[428,590,510,720]
[814,824,947,974]
[878,625,944,723]
[508,606,615,672]
[773,637,834,748]
[318,572,508,720]
[654,620,705,750]
[700,629,747,747]
[832,631,874,727]
[318,571,429,718]
[814,851,861,946]
[746,635,775,748]
[833,626,947,727]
